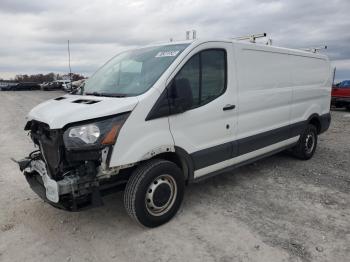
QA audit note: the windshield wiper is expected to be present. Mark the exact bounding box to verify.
[85,92,127,98]
[85,91,102,96]
[105,93,128,97]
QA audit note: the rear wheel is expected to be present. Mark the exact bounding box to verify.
[346,105,350,111]
[292,124,318,160]
[124,159,185,227]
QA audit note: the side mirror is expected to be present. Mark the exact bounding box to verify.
[170,78,194,113]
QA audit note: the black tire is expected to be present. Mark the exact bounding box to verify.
[292,124,318,160]
[124,159,185,228]
[346,105,350,111]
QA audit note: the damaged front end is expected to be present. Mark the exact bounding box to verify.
[18,113,131,211]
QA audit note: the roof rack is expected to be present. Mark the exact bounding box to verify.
[233,33,267,43]
[186,30,197,40]
[300,45,327,53]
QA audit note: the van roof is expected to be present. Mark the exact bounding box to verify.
[146,38,329,60]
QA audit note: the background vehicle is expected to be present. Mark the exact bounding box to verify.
[331,80,350,110]
[59,80,72,91]
[41,81,63,91]
[0,82,18,91]
[2,82,40,91]
[40,82,49,90]
[18,39,332,227]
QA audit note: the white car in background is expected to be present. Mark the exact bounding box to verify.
[57,80,72,91]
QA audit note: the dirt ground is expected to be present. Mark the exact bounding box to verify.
[0,91,349,262]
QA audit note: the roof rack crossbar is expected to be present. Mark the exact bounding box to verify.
[233,33,267,43]
[300,45,328,53]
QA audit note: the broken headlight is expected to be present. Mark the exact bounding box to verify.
[63,112,130,150]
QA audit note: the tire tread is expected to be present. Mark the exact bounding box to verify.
[124,159,173,227]
[292,124,317,160]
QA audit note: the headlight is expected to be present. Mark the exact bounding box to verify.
[68,124,100,144]
[63,113,130,150]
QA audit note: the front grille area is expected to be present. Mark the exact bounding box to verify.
[25,120,103,182]
[28,120,64,179]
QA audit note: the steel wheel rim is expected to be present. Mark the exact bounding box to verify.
[145,174,177,216]
[305,133,315,154]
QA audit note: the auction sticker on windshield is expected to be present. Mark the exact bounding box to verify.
[155,51,180,57]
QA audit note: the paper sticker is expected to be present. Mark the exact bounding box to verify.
[155,51,180,58]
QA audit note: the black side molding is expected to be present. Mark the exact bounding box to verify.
[188,113,331,172]
[193,143,295,183]
[190,121,299,171]
[191,142,233,170]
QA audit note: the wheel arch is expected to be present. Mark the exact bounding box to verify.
[307,113,322,134]
[148,146,194,184]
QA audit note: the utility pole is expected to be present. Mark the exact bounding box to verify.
[67,40,72,87]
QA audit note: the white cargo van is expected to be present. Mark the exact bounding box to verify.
[18,39,332,227]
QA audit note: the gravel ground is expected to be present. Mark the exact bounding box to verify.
[0,91,349,262]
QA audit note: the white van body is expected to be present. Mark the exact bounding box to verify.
[19,39,332,227]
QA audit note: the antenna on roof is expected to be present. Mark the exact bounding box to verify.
[233,33,267,43]
[300,45,328,53]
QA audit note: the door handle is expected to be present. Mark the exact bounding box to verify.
[223,104,236,111]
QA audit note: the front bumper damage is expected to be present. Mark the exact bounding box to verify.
[19,151,128,211]
[18,120,129,211]
[19,153,101,210]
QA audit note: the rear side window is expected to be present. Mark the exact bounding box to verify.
[174,49,226,108]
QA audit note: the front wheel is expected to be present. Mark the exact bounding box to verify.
[292,124,318,160]
[124,159,185,227]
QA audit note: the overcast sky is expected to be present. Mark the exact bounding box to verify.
[0,0,349,81]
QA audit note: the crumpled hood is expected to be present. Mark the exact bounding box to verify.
[26,94,139,129]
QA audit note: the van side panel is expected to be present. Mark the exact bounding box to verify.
[288,52,332,126]
[194,44,331,179]
[234,45,293,141]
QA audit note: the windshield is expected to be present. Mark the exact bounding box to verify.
[84,44,189,97]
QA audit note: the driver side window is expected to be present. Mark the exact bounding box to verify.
[174,49,227,109]
[146,49,227,121]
